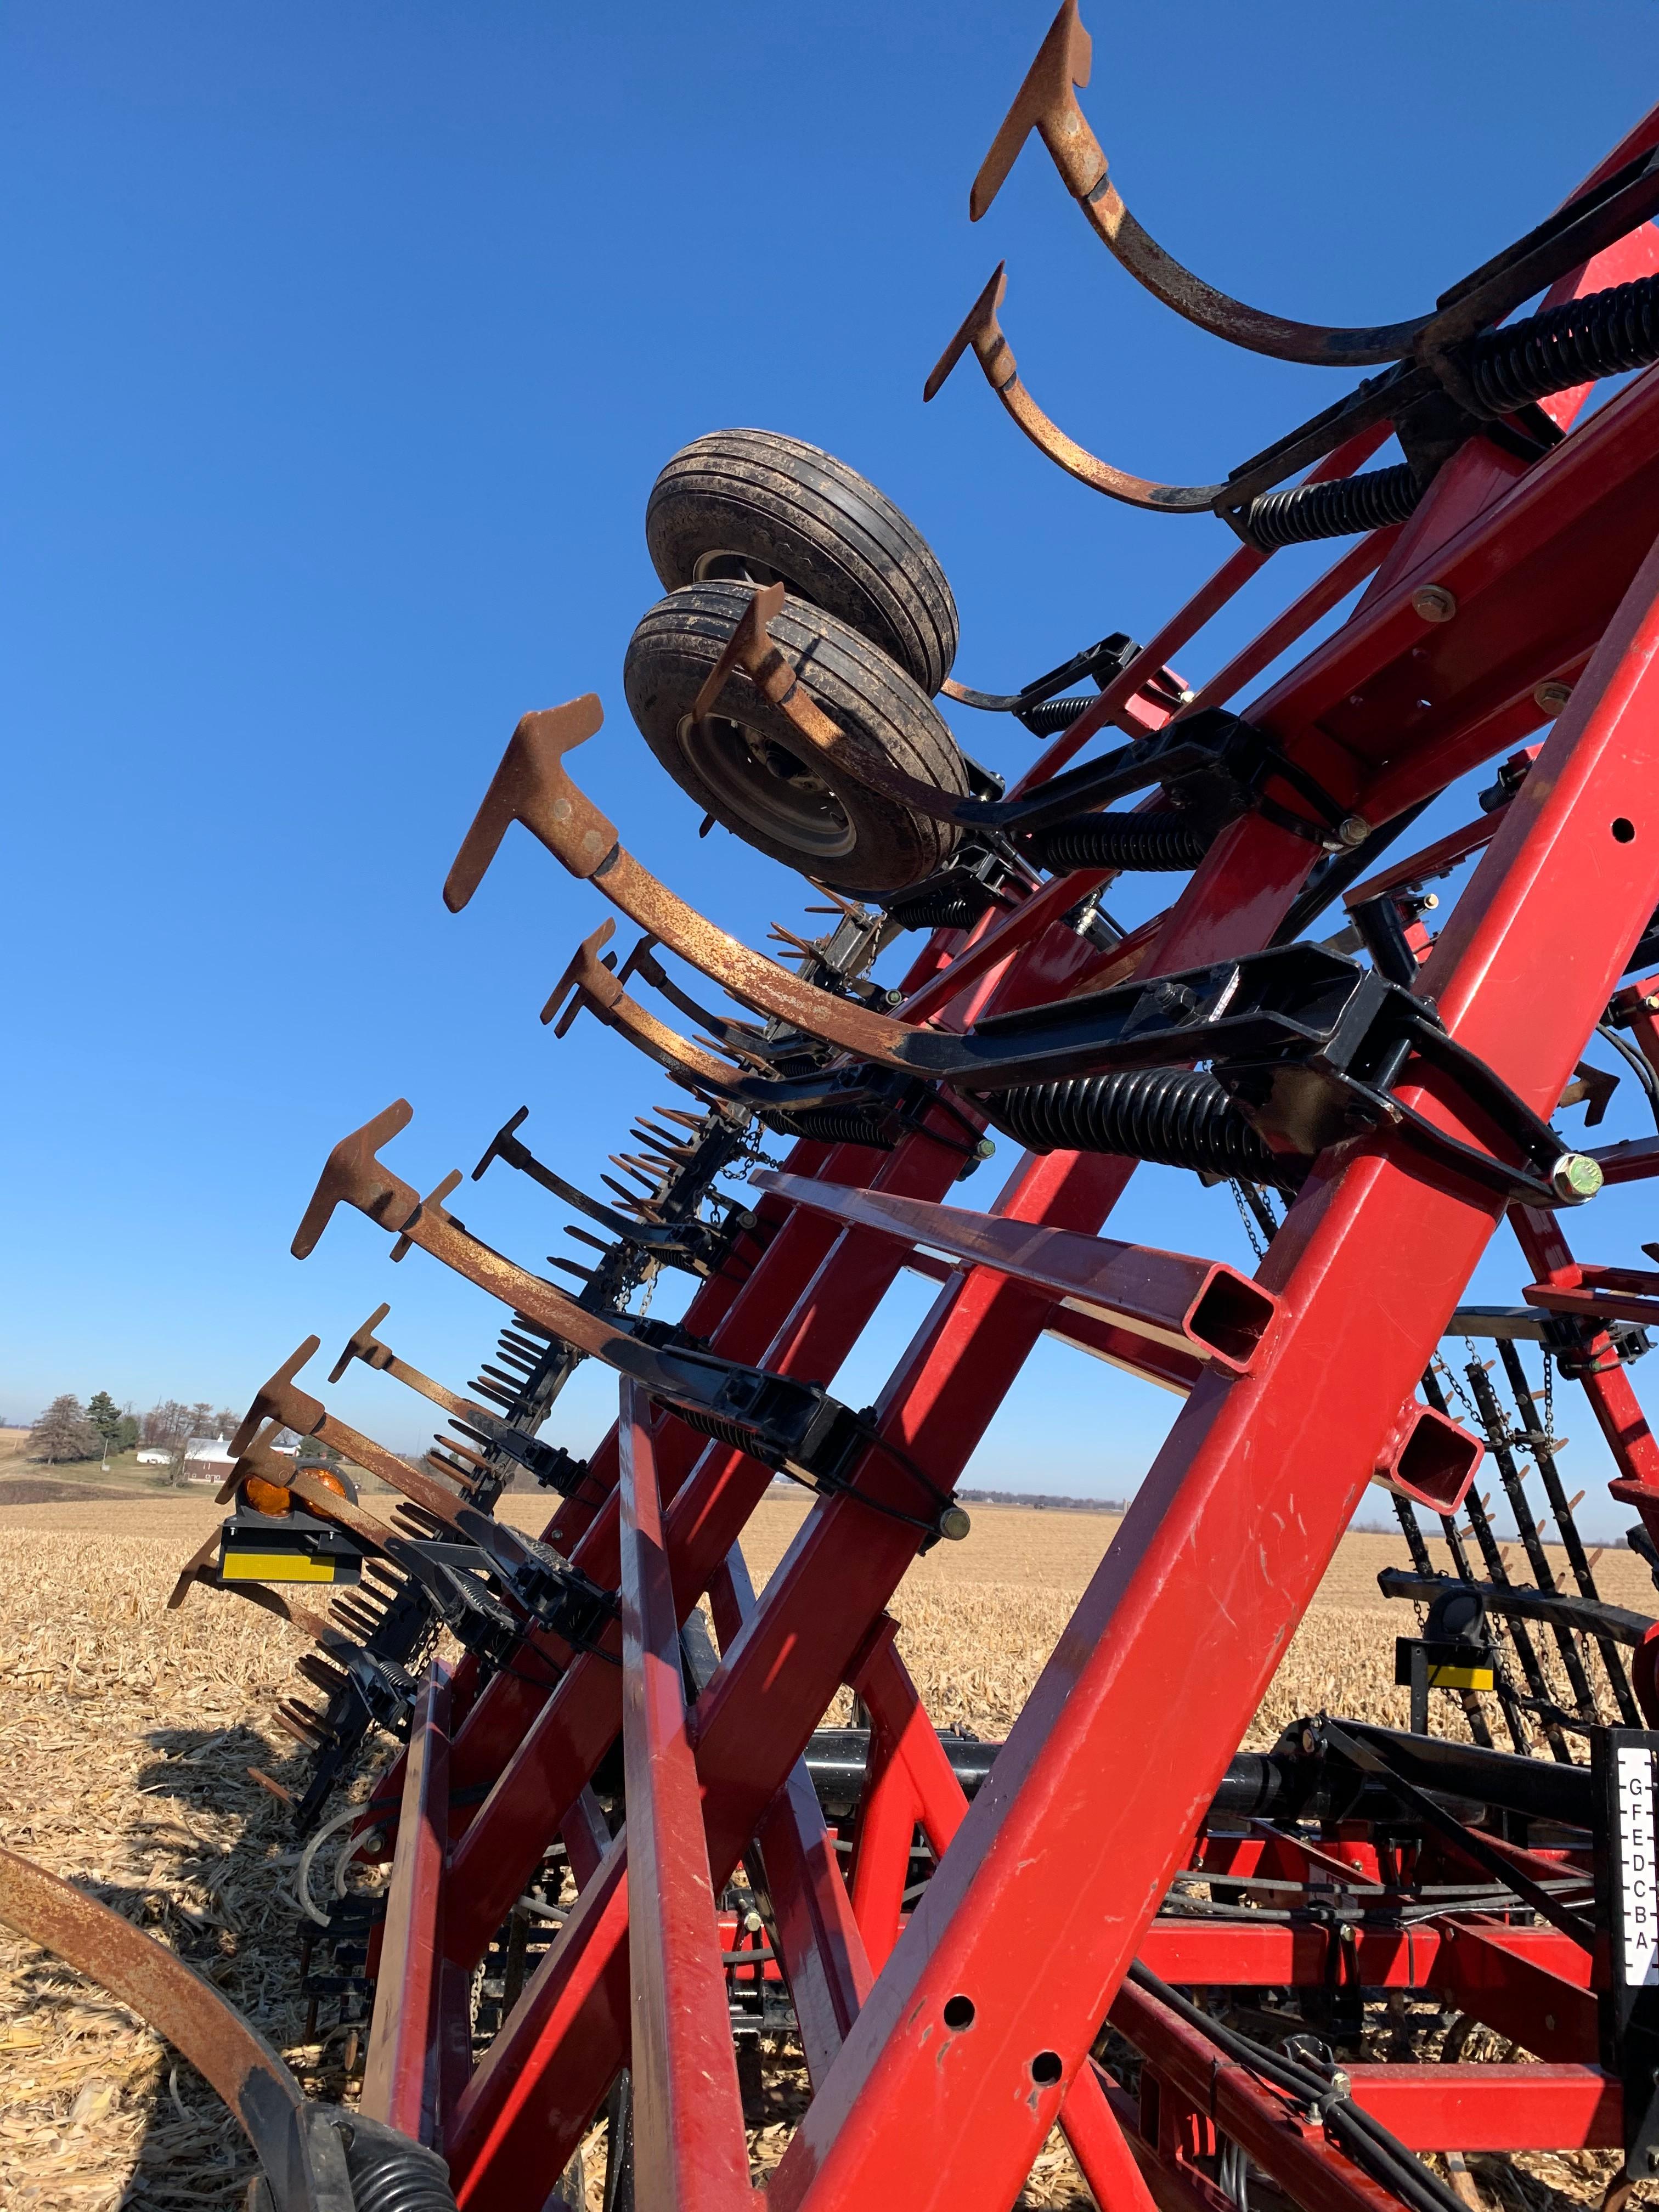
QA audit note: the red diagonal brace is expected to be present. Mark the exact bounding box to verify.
[617,1379,751,2212]
[754,1171,1279,1372]
[359,1661,450,2145]
[763,524,1659,2212]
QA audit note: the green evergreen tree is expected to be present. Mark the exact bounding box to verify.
[87,1392,124,1462]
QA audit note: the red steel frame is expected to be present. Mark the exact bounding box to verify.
[317,109,1659,2212]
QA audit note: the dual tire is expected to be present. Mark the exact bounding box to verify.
[625,430,969,899]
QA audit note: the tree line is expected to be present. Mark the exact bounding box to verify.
[28,1393,242,1471]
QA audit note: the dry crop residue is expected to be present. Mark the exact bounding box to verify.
[1,1496,1648,2210]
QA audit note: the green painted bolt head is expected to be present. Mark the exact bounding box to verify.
[1551,1153,1604,1203]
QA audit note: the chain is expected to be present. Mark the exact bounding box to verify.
[1433,1352,1480,1423]
[1229,1181,1268,1262]
[1543,1351,1555,1451]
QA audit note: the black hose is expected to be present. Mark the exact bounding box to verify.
[1126,1966,1470,2212]
[1021,811,1214,873]
[1466,272,1659,414]
[1244,462,1421,550]
[1596,1021,1659,1135]
[976,1068,1302,1191]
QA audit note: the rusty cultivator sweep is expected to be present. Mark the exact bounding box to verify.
[26,8,1659,2209]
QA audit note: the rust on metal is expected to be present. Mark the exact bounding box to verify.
[229,1339,479,1530]
[329,1304,495,1426]
[924,263,1226,512]
[444,704,912,1063]
[443,695,614,904]
[970,0,1430,368]
[0,1848,342,2204]
[541,924,744,1094]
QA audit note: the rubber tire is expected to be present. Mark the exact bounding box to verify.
[623,579,968,898]
[645,429,960,697]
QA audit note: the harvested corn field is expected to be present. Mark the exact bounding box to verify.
[2,1494,1648,2208]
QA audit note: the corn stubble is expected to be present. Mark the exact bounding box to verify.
[0,1508,1629,2211]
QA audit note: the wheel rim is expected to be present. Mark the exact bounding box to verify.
[676,712,856,860]
[690,549,795,593]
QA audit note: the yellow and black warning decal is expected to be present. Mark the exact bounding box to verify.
[217,1511,364,1588]
[1395,1637,1494,1694]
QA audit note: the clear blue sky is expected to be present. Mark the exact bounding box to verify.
[7,2,1659,1537]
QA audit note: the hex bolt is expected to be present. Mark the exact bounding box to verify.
[1411,584,1457,623]
[1338,815,1371,848]
[1550,1153,1604,1203]
[1534,680,1573,714]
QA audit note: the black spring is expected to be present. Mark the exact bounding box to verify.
[1244,461,1421,550]
[758,1105,900,1147]
[888,887,986,929]
[1015,692,1096,740]
[660,1403,768,1458]
[977,1067,1301,1190]
[1021,811,1213,873]
[342,2132,458,2212]
[1465,270,1659,413]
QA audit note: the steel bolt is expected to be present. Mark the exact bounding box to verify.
[975,1137,997,1159]
[1338,815,1370,848]
[1646,994,1659,1012]
[1551,1153,1604,1203]
[1411,584,1457,623]
[938,1505,972,1543]
[1534,680,1573,715]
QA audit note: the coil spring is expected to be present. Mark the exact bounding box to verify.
[1465,270,1659,413]
[977,1067,1300,1189]
[663,1403,768,1458]
[1015,692,1096,740]
[342,2133,458,2212]
[1244,461,1421,550]
[1022,811,1214,873]
[888,886,987,930]
[758,1105,900,1147]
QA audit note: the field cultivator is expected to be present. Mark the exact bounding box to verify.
[20,10,1659,2210]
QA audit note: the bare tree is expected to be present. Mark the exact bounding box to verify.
[142,1400,193,1448]
[31,1395,101,1466]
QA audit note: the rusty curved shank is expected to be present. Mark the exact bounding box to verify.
[229,1336,473,1531]
[541,922,746,1096]
[0,1849,356,2210]
[444,702,910,1064]
[288,1103,776,1408]
[973,0,1426,369]
[924,265,1223,514]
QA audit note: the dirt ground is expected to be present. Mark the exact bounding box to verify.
[0,1489,1648,2209]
